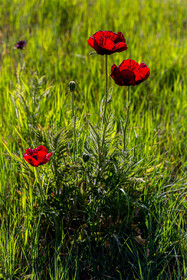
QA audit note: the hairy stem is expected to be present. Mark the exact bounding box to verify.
[123,86,131,152]
[103,54,108,124]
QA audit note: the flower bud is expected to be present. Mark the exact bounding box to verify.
[69,81,76,92]
[83,153,90,163]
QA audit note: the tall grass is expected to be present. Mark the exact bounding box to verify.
[0,0,186,279]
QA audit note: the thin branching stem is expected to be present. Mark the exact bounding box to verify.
[71,91,76,161]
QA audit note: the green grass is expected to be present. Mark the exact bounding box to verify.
[0,0,186,279]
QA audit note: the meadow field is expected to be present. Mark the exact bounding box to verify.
[0,0,186,279]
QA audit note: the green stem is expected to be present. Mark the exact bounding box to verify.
[123,86,131,152]
[34,168,46,203]
[103,54,108,124]
[20,50,23,70]
[17,51,23,85]
[71,91,76,161]
[101,55,109,155]
[96,55,109,185]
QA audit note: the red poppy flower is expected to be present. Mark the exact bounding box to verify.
[111,59,150,86]
[87,31,127,55]
[23,145,52,167]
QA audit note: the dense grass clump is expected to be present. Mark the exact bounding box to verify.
[0,0,186,279]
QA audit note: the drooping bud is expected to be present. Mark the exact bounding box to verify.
[69,81,76,92]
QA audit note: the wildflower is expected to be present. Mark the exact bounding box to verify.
[15,40,26,50]
[87,31,127,55]
[110,59,150,86]
[23,145,52,167]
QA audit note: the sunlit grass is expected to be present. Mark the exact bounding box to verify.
[0,0,186,279]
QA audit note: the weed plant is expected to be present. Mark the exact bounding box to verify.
[0,0,186,279]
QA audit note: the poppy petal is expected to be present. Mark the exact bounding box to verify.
[34,145,48,153]
[46,152,52,160]
[119,59,139,71]
[116,32,126,43]
[112,42,128,53]
[93,31,117,42]
[43,152,53,164]
[120,70,136,86]
[25,148,33,155]
[102,31,118,41]
[37,151,48,163]
[87,37,95,48]
[23,155,40,167]
[87,37,104,54]
[97,37,115,51]
[134,63,150,85]
[111,64,135,86]
[111,64,120,81]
